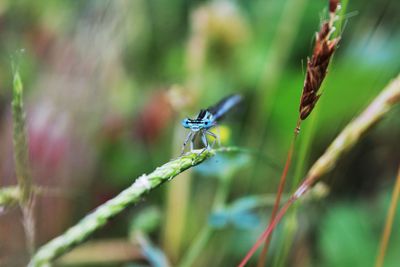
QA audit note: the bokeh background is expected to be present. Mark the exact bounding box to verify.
[0,0,399,266]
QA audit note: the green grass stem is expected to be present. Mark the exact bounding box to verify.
[12,69,32,205]
[12,68,36,255]
[374,166,400,267]
[0,186,60,210]
[178,167,232,267]
[239,73,400,267]
[272,106,317,267]
[29,149,216,267]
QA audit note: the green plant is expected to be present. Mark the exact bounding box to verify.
[28,149,215,266]
[239,73,400,266]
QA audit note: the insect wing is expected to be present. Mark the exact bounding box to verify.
[208,94,242,121]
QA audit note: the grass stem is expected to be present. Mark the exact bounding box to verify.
[28,149,216,267]
[257,130,298,267]
[239,73,400,267]
[12,68,35,255]
[178,165,233,267]
[374,165,400,267]
[272,115,317,267]
[0,186,66,209]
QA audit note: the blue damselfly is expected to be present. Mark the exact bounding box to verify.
[181,94,242,154]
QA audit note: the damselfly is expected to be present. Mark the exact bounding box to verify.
[181,94,242,154]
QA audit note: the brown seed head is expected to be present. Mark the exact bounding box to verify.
[299,20,340,120]
[329,0,339,13]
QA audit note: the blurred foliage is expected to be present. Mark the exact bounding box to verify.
[319,193,400,267]
[129,206,162,235]
[0,0,399,266]
[195,152,251,179]
[209,196,265,230]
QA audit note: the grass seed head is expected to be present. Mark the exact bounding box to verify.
[329,0,340,13]
[299,8,341,120]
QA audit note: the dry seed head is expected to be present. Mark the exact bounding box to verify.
[329,0,340,13]
[299,13,340,120]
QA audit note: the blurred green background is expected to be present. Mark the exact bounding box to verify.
[0,0,399,266]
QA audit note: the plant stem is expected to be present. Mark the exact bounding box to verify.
[273,115,317,267]
[374,165,400,267]
[178,170,232,267]
[12,68,35,255]
[162,5,210,257]
[178,226,213,267]
[28,149,216,267]
[239,199,292,267]
[163,127,193,262]
[271,1,350,262]
[256,0,308,114]
[0,186,65,209]
[0,186,21,209]
[238,73,400,267]
[256,0,342,262]
[12,69,32,204]
[246,0,308,188]
[257,128,298,267]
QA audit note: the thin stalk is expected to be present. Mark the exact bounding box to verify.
[0,186,67,209]
[179,183,289,267]
[374,165,400,267]
[178,173,232,267]
[272,203,298,267]
[179,227,213,267]
[57,238,144,265]
[273,115,317,267]
[163,127,193,262]
[271,0,349,262]
[245,0,308,193]
[162,3,209,258]
[239,199,292,267]
[180,192,292,267]
[28,149,216,267]
[257,125,299,267]
[258,1,345,264]
[238,73,400,267]
[12,70,32,203]
[255,0,308,117]
[12,69,35,255]
[0,186,22,209]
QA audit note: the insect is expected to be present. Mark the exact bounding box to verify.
[181,94,242,154]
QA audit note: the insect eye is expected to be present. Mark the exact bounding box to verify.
[182,119,190,128]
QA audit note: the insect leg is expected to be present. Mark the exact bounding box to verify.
[216,126,221,146]
[181,131,193,155]
[205,130,218,149]
[190,132,196,151]
[200,131,209,154]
